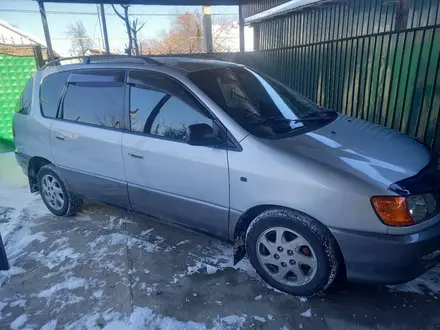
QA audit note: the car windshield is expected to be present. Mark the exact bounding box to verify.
[189,66,337,138]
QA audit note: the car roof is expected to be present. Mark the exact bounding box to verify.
[40,55,242,74]
[151,56,242,72]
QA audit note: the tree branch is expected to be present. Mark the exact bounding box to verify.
[111,4,125,21]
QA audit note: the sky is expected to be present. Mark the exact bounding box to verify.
[0,0,239,55]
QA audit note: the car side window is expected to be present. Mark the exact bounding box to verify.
[15,76,34,115]
[62,70,125,129]
[129,86,166,133]
[128,70,213,142]
[40,71,70,118]
[150,96,212,141]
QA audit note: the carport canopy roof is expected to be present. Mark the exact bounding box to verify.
[36,0,238,5]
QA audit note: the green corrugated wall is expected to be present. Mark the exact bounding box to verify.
[0,53,37,142]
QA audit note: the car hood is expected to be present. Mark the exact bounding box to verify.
[269,114,431,188]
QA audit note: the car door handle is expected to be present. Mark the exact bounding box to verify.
[55,134,65,141]
[128,152,144,159]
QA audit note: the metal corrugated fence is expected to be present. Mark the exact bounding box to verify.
[219,0,440,150]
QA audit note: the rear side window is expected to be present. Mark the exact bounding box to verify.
[62,70,125,129]
[15,76,34,115]
[40,72,70,118]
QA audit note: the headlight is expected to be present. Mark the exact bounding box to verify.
[371,193,440,227]
[407,194,439,222]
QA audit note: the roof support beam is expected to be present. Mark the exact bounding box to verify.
[203,6,213,53]
[38,0,55,61]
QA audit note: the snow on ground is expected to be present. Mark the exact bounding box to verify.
[0,153,259,329]
[65,307,248,330]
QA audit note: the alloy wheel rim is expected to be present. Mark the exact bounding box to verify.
[42,174,64,211]
[256,227,318,287]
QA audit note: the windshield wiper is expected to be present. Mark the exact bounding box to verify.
[250,116,332,125]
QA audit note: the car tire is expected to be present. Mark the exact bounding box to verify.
[37,164,83,217]
[245,208,340,297]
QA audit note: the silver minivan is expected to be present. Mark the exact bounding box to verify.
[13,56,440,296]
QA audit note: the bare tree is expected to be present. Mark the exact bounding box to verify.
[142,12,235,55]
[112,4,145,56]
[66,21,94,56]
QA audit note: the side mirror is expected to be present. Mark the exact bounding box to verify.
[186,123,223,146]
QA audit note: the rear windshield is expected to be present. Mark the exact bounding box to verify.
[189,67,334,138]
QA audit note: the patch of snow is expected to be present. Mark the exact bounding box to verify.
[66,306,247,330]
[49,237,68,248]
[253,316,266,323]
[103,216,135,230]
[38,277,87,298]
[91,233,159,253]
[93,290,104,299]
[299,297,308,303]
[300,309,312,318]
[9,299,26,307]
[0,267,26,287]
[40,319,57,330]
[214,314,247,328]
[100,260,126,276]
[176,239,191,246]
[267,314,273,320]
[140,228,154,236]
[206,265,218,275]
[42,247,81,270]
[10,313,27,330]
[254,295,262,300]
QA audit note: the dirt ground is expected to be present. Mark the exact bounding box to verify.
[1,152,440,330]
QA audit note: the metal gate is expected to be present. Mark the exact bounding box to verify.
[220,0,440,150]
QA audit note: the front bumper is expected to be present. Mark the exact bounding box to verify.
[331,221,440,284]
[14,151,30,176]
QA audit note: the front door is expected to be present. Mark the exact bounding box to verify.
[122,70,230,238]
[50,69,129,208]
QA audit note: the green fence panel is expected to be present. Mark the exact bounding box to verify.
[0,53,37,142]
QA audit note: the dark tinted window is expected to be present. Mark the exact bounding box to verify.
[40,72,70,118]
[189,67,335,138]
[129,86,166,133]
[151,97,212,141]
[62,71,125,128]
[15,76,33,115]
[128,71,212,141]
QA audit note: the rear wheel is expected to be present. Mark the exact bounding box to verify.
[246,209,340,296]
[38,164,83,216]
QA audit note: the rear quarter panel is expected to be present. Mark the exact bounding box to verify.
[13,71,54,163]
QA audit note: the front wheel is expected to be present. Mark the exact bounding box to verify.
[245,209,340,296]
[38,164,83,217]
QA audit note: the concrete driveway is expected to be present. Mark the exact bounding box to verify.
[0,152,439,330]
